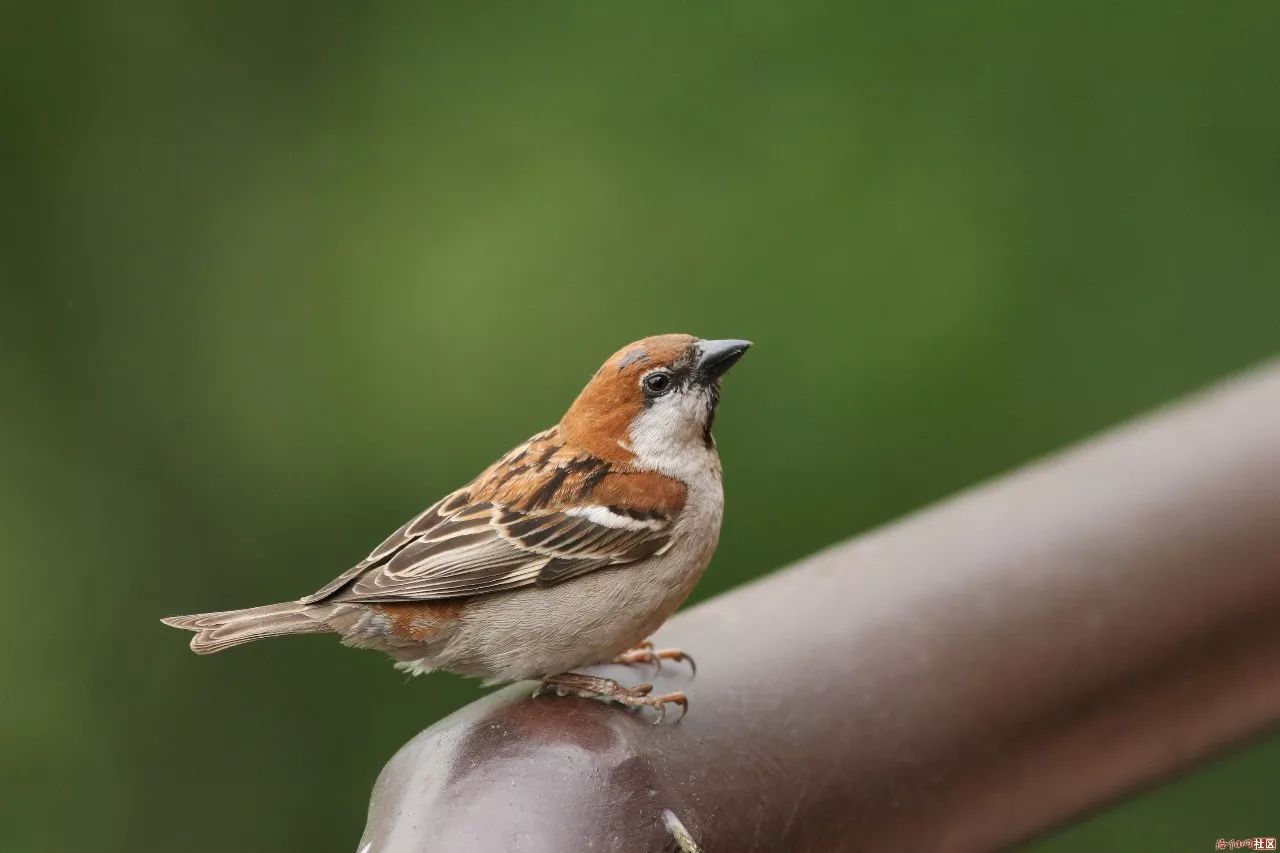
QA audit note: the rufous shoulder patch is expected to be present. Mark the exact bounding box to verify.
[582,470,688,519]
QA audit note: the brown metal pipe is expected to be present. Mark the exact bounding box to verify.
[359,361,1280,852]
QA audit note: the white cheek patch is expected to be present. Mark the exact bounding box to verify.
[628,388,716,479]
[565,505,664,530]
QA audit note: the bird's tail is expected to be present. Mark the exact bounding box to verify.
[161,601,330,655]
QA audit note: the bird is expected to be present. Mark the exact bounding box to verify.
[162,334,751,721]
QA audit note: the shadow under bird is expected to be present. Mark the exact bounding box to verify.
[163,334,751,721]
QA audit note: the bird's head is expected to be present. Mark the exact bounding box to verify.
[560,334,752,471]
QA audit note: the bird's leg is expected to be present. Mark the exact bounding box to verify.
[614,640,697,675]
[533,672,688,723]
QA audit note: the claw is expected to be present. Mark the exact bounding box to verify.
[661,649,696,676]
[650,692,688,725]
[613,642,697,677]
[535,672,689,723]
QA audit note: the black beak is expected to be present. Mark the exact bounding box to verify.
[696,339,752,381]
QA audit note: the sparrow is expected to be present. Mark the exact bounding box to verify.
[163,334,751,721]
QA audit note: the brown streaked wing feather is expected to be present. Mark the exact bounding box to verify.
[335,500,673,602]
[536,556,614,586]
[303,434,688,605]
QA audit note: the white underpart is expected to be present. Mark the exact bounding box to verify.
[565,505,665,529]
[393,657,435,677]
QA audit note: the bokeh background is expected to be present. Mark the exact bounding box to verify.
[4,2,1279,851]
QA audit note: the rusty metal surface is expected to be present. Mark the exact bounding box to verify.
[359,361,1280,852]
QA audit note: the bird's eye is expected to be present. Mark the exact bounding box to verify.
[642,371,673,396]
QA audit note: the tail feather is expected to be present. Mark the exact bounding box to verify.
[161,601,329,654]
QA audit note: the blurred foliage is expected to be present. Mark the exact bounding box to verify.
[3,2,1279,851]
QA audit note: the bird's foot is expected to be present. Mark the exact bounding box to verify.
[533,672,688,723]
[613,640,697,676]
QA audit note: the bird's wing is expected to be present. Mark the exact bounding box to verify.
[302,427,687,604]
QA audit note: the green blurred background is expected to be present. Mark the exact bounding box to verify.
[4,2,1279,850]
